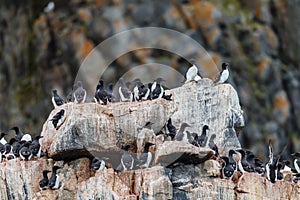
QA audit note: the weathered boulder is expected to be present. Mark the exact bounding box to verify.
[41,78,244,163]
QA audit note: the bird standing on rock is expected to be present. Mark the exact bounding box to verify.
[0,132,7,145]
[50,109,65,130]
[30,136,43,158]
[120,145,134,171]
[19,142,32,161]
[91,157,106,170]
[174,123,191,142]
[39,170,51,190]
[10,126,24,141]
[48,166,61,190]
[213,62,230,85]
[151,78,165,100]
[185,61,202,83]
[52,89,64,108]
[119,78,133,102]
[221,156,235,180]
[198,125,209,147]
[137,142,155,168]
[291,152,300,173]
[73,81,86,103]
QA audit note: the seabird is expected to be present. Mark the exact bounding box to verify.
[133,79,142,102]
[265,140,279,183]
[4,138,16,155]
[208,134,219,157]
[187,132,200,147]
[221,156,235,179]
[44,1,55,13]
[39,170,51,190]
[228,149,237,170]
[94,80,108,104]
[185,62,201,83]
[52,89,64,108]
[10,126,24,141]
[237,149,253,173]
[30,136,43,158]
[120,145,134,171]
[165,118,177,140]
[21,133,32,142]
[91,157,106,170]
[213,62,230,84]
[291,152,300,173]
[50,109,65,130]
[174,123,191,142]
[19,142,32,161]
[151,78,165,100]
[118,78,133,102]
[198,125,209,147]
[137,142,155,168]
[107,83,116,103]
[12,140,22,158]
[0,132,7,145]
[48,166,61,190]
[73,81,87,103]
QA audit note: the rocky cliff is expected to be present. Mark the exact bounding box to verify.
[0,0,299,158]
[0,80,299,200]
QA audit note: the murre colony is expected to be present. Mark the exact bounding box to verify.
[1,62,300,194]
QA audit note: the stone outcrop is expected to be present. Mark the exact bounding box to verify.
[0,80,299,199]
[41,79,244,163]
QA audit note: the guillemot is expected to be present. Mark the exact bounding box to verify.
[213,62,230,85]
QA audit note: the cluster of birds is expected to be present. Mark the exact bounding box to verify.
[50,62,229,130]
[0,127,44,162]
[93,119,217,172]
[0,127,61,191]
[220,141,300,184]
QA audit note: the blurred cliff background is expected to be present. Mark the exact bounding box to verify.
[0,0,299,158]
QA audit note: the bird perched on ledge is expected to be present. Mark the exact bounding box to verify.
[214,62,230,85]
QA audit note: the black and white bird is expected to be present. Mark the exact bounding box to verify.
[137,142,155,168]
[12,140,23,158]
[208,134,219,157]
[118,78,133,102]
[0,132,7,145]
[221,156,235,180]
[44,1,55,13]
[237,149,253,173]
[265,141,279,183]
[91,157,106,170]
[4,138,16,155]
[174,123,191,142]
[48,166,61,190]
[228,149,237,171]
[39,170,51,190]
[52,89,64,108]
[66,83,76,103]
[50,109,65,130]
[10,126,24,141]
[19,142,32,161]
[120,145,134,171]
[185,62,201,83]
[94,80,108,104]
[198,125,209,147]
[291,152,300,173]
[30,136,43,158]
[21,133,32,143]
[213,62,230,84]
[151,78,165,100]
[132,79,143,102]
[73,81,87,103]
[165,118,177,140]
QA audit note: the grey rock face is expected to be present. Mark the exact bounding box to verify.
[41,79,243,162]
